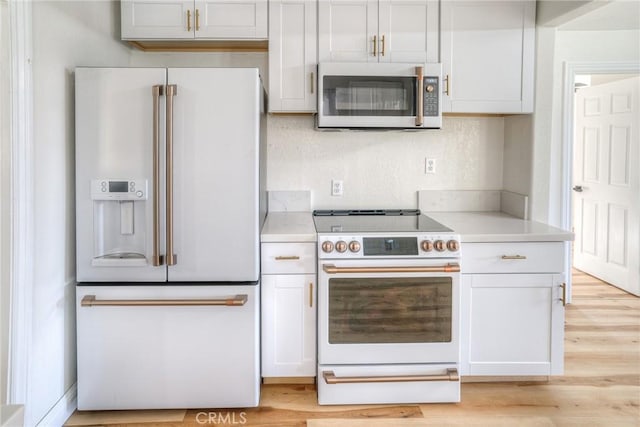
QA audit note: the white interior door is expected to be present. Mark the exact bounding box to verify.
[573,76,640,296]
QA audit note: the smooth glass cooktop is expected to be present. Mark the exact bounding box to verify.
[312,210,452,234]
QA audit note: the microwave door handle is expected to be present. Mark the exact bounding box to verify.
[151,85,164,266]
[415,66,424,127]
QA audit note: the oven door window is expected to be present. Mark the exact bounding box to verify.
[322,76,416,117]
[328,277,452,344]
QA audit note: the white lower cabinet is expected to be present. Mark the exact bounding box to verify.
[461,242,566,376]
[261,242,317,378]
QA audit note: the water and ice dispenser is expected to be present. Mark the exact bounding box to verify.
[91,179,148,266]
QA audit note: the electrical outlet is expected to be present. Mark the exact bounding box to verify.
[425,158,436,174]
[331,179,344,196]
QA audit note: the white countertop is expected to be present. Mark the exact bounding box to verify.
[261,212,317,243]
[426,211,574,242]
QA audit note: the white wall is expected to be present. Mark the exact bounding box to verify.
[530,28,640,225]
[267,115,505,208]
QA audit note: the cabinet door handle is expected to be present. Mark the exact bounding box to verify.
[445,74,450,96]
[275,255,300,261]
[381,34,385,56]
[560,283,567,306]
[501,255,527,260]
[372,35,377,57]
[309,282,313,307]
[310,72,314,94]
[415,66,424,126]
[187,9,192,32]
[195,9,200,31]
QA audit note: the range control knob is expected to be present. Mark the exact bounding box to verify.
[434,240,446,252]
[321,241,334,253]
[426,85,435,93]
[420,240,434,252]
[349,241,361,252]
[447,240,460,251]
[335,241,348,253]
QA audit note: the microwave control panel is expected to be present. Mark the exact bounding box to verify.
[423,76,439,117]
[91,179,148,200]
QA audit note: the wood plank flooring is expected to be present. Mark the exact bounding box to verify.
[64,270,640,426]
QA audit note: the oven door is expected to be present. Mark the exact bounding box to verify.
[318,258,460,365]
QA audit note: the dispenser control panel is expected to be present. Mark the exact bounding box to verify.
[91,179,148,200]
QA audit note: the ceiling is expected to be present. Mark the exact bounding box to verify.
[558,0,640,31]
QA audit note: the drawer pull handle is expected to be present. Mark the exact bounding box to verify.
[322,368,459,384]
[501,255,527,260]
[275,255,300,261]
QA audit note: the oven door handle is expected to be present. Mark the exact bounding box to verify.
[322,263,460,274]
[322,369,459,384]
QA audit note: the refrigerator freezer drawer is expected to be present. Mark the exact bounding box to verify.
[76,284,260,410]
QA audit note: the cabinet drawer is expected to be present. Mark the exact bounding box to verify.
[262,243,316,274]
[462,242,564,274]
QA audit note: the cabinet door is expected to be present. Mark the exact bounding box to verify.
[195,0,268,39]
[461,274,565,376]
[440,0,535,113]
[378,0,438,63]
[121,0,194,39]
[318,0,379,62]
[269,0,318,112]
[262,274,317,377]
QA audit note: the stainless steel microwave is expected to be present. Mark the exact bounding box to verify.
[317,62,442,130]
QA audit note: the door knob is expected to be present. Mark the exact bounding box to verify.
[572,185,584,192]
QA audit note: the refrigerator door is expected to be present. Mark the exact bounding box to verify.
[75,68,168,282]
[167,68,262,282]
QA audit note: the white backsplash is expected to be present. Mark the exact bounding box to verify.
[267,191,311,212]
[266,115,505,209]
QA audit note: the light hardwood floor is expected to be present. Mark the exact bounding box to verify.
[65,270,640,426]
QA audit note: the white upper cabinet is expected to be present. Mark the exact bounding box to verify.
[318,0,439,63]
[121,0,268,40]
[269,0,318,112]
[440,0,535,113]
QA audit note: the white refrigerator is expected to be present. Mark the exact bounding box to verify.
[75,67,266,410]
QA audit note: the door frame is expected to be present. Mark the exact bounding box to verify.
[560,61,640,290]
[4,0,34,417]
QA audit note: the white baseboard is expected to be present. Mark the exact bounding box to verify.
[36,383,77,427]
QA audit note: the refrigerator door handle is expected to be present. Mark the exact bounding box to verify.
[152,85,164,266]
[166,84,178,266]
[81,294,249,307]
